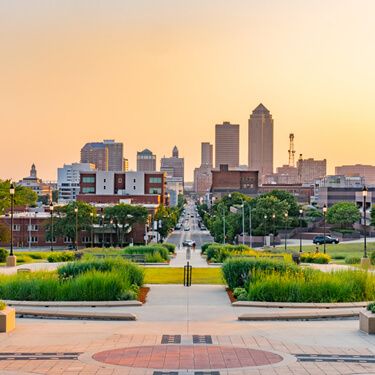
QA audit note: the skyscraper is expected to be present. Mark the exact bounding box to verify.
[80,139,124,171]
[137,149,156,172]
[201,142,213,167]
[248,104,274,179]
[160,146,184,184]
[215,122,239,169]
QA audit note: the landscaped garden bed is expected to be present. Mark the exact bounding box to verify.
[0,258,144,301]
[222,257,375,303]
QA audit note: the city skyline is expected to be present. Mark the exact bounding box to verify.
[1,1,375,181]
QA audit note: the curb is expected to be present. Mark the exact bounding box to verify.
[16,308,137,321]
[238,309,361,321]
[233,301,369,309]
[5,300,142,308]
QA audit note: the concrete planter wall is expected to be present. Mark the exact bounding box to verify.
[359,310,375,334]
[0,307,16,333]
[331,231,360,241]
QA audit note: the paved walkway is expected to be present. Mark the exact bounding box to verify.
[1,284,375,374]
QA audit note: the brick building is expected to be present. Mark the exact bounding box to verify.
[258,184,314,204]
[78,171,167,206]
[211,164,258,198]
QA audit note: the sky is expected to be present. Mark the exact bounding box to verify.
[1,0,375,182]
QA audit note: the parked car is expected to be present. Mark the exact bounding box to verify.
[175,223,181,230]
[182,240,196,247]
[312,235,339,245]
[184,226,190,231]
[200,225,206,231]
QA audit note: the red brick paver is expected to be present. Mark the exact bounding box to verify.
[92,345,283,369]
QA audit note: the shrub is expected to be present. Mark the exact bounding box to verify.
[0,248,8,262]
[331,255,345,260]
[122,245,169,261]
[300,252,331,264]
[201,242,218,254]
[161,243,176,254]
[57,258,144,287]
[0,301,6,310]
[47,251,75,263]
[345,256,361,265]
[247,269,375,303]
[367,302,375,313]
[370,251,375,266]
[222,257,297,290]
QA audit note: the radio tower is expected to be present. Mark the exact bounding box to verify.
[288,133,296,167]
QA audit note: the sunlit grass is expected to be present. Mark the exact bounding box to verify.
[144,267,224,284]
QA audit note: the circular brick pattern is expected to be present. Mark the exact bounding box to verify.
[93,345,283,369]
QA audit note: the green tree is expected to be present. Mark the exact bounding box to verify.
[52,201,96,246]
[371,206,375,226]
[154,205,179,241]
[0,222,10,245]
[252,196,289,235]
[0,180,37,213]
[260,190,299,217]
[104,204,148,246]
[327,202,361,229]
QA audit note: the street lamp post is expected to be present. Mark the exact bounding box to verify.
[322,205,327,254]
[272,213,276,248]
[74,207,78,250]
[284,212,288,251]
[110,218,114,248]
[49,202,54,251]
[90,212,94,248]
[362,186,369,267]
[101,214,105,248]
[222,207,226,245]
[264,214,267,247]
[249,204,252,248]
[299,209,303,253]
[7,183,17,267]
[241,202,245,245]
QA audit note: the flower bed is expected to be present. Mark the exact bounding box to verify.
[300,252,331,264]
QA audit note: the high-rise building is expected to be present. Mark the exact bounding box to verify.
[160,146,184,185]
[215,122,239,169]
[248,104,274,180]
[194,142,214,194]
[137,149,156,172]
[335,164,375,185]
[80,139,123,171]
[297,156,327,184]
[201,142,213,167]
[57,162,96,202]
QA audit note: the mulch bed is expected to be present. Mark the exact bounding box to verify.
[226,288,237,303]
[138,287,150,304]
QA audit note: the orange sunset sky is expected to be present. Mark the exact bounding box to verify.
[1,0,375,182]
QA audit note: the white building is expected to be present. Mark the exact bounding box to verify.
[57,163,96,203]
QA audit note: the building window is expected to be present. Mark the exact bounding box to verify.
[104,179,106,183]
[81,236,90,243]
[103,186,106,190]
[118,178,122,183]
[150,188,162,194]
[82,187,95,193]
[30,236,38,243]
[64,237,72,243]
[133,179,136,183]
[82,176,95,183]
[150,177,162,183]
[12,224,20,231]
[46,237,56,243]
[133,186,136,190]
[27,224,38,231]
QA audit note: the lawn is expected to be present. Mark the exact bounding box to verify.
[144,267,224,284]
[288,242,375,264]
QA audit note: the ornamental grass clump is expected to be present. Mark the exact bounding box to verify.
[222,257,297,290]
[122,245,169,261]
[247,269,375,303]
